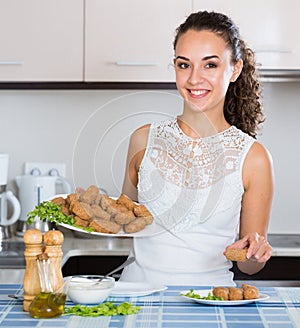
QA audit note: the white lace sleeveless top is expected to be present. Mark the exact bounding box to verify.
[120,118,256,286]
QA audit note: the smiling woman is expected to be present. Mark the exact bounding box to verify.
[119,10,274,287]
[173,30,243,117]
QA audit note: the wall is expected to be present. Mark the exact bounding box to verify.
[0,89,182,193]
[256,82,300,234]
[0,83,299,233]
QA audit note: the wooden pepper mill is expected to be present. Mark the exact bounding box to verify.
[23,229,44,312]
[43,230,64,293]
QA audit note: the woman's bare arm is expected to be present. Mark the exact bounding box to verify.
[225,141,274,275]
[122,124,150,202]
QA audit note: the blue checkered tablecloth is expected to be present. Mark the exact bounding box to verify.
[0,284,299,327]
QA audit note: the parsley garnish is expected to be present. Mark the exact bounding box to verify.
[64,302,140,317]
[181,289,224,301]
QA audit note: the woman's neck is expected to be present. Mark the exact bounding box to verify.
[177,114,230,139]
[178,102,230,139]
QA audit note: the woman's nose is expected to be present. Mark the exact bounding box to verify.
[188,67,204,84]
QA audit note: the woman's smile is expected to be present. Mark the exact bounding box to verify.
[188,89,210,98]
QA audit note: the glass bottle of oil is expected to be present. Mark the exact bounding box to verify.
[29,253,67,319]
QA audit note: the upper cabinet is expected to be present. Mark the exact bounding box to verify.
[0,0,83,81]
[193,0,300,71]
[1,0,299,83]
[84,0,192,82]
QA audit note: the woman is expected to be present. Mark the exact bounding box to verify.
[120,11,274,286]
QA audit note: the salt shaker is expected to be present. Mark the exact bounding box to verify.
[23,229,44,312]
[43,230,64,293]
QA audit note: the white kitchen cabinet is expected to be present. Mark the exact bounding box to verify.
[85,0,192,82]
[0,0,83,81]
[192,0,300,70]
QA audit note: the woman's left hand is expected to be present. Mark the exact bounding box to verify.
[227,232,272,263]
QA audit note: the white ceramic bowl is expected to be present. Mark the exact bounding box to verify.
[67,275,115,304]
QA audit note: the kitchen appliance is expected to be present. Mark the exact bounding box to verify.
[0,154,21,240]
[15,175,71,236]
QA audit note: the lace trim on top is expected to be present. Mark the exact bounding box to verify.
[146,119,251,190]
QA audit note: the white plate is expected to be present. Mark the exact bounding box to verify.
[50,194,165,238]
[111,281,167,297]
[58,221,163,238]
[180,289,269,306]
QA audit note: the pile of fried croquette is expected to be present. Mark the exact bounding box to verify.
[213,284,259,300]
[51,185,153,234]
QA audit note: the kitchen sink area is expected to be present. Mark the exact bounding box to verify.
[0,231,299,286]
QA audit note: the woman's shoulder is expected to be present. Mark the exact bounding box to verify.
[241,139,274,197]
[247,140,273,167]
[243,139,273,187]
[128,124,151,153]
[132,123,151,135]
[130,123,151,144]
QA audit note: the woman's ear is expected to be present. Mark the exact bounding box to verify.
[230,59,243,82]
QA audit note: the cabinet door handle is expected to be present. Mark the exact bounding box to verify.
[115,61,159,66]
[255,48,292,54]
[0,61,24,65]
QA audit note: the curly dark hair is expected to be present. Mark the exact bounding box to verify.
[173,11,264,138]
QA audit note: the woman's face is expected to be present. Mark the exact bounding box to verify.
[174,29,242,114]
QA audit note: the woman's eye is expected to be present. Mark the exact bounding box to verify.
[177,62,190,69]
[206,62,217,68]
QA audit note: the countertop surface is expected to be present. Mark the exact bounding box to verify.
[1,230,299,261]
[268,233,300,256]
[61,232,300,257]
[0,230,299,284]
[0,284,300,327]
[0,227,133,284]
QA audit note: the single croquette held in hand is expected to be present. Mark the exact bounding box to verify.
[224,248,248,262]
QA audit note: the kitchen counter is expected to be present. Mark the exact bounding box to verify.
[59,232,300,259]
[0,231,299,284]
[268,233,300,256]
[0,284,300,327]
[0,227,133,284]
